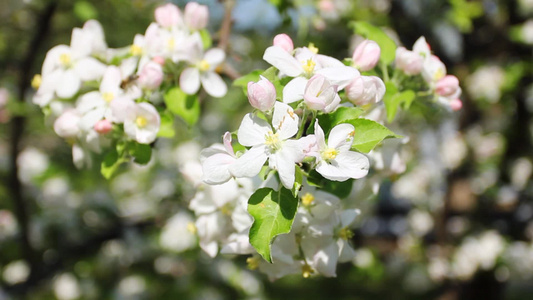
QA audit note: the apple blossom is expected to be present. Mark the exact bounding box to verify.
[137,61,164,90]
[229,102,308,189]
[435,75,461,98]
[200,132,237,185]
[345,75,386,106]
[312,121,370,181]
[247,76,276,111]
[273,34,294,52]
[395,47,423,75]
[184,2,209,31]
[303,74,341,113]
[154,3,183,28]
[123,102,160,144]
[352,40,381,71]
[94,119,113,134]
[54,109,81,139]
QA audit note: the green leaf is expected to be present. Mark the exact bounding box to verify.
[248,187,298,263]
[164,87,200,125]
[130,143,152,165]
[199,29,212,49]
[306,171,353,199]
[346,118,400,153]
[73,1,98,21]
[157,111,175,138]
[317,106,365,134]
[101,149,125,179]
[292,167,303,197]
[383,82,415,122]
[351,21,397,65]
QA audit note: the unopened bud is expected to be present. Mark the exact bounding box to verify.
[352,40,380,71]
[435,75,460,98]
[273,34,294,52]
[450,98,463,111]
[395,47,423,75]
[54,109,80,138]
[94,119,113,134]
[345,76,385,106]
[154,3,182,28]
[184,2,209,31]
[247,76,276,111]
[138,62,164,90]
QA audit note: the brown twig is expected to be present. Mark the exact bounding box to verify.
[217,0,235,52]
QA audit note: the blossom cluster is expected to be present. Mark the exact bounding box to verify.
[32,2,227,171]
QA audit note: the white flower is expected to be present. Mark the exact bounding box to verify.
[263,45,359,103]
[200,132,237,185]
[123,102,160,144]
[179,44,227,98]
[303,74,341,112]
[312,121,370,181]
[160,211,197,253]
[53,109,81,139]
[230,102,306,189]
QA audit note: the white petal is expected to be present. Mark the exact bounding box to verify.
[74,57,106,81]
[42,45,70,76]
[328,123,355,151]
[237,113,271,147]
[316,160,349,181]
[340,209,360,227]
[56,70,81,98]
[100,66,122,94]
[76,91,103,114]
[274,149,296,189]
[272,102,298,140]
[335,151,370,179]
[263,46,303,77]
[314,121,327,151]
[204,48,225,66]
[282,77,308,103]
[315,66,360,90]
[316,54,344,68]
[200,72,227,98]
[201,152,235,185]
[311,239,338,277]
[229,145,268,178]
[337,239,356,262]
[180,67,201,94]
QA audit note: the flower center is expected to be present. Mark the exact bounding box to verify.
[433,68,445,82]
[59,53,72,67]
[321,148,338,161]
[102,92,114,103]
[302,59,316,76]
[301,193,315,206]
[186,222,197,234]
[264,131,281,151]
[338,227,354,240]
[136,116,148,128]
[302,264,314,278]
[31,74,42,89]
[130,45,143,56]
[198,59,210,72]
[246,257,260,270]
[167,38,175,50]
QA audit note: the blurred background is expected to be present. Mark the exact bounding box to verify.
[0,0,532,299]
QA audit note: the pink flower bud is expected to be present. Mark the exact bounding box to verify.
[152,56,165,66]
[138,62,164,90]
[395,47,423,75]
[303,74,340,113]
[247,76,276,111]
[54,109,80,138]
[345,76,385,106]
[450,99,462,111]
[435,75,460,97]
[273,34,294,52]
[155,3,182,28]
[352,40,381,71]
[94,119,113,134]
[184,2,209,31]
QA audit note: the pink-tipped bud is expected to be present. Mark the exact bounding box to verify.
[152,56,165,66]
[184,2,209,31]
[54,109,81,138]
[138,61,164,90]
[94,119,113,134]
[395,47,423,75]
[273,34,294,52]
[435,75,460,97]
[247,76,276,111]
[450,99,463,111]
[345,75,385,106]
[155,3,182,28]
[303,74,340,113]
[352,40,381,71]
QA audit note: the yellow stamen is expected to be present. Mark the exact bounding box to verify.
[433,68,445,81]
[167,38,175,50]
[308,43,319,54]
[264,131,281,151]
[301,193,315,206]
[302,264,314,278]
[136,116,148,128]
[31,74,42,89]
[186,222,197,234]
[321,148,338,161]
[59,53,72,67]
[198,59,210,72]
[130,45,143,56]
[102,92,114,103]
[348,130,355,138]
[287,109,296,119]
[302,59,316,76]
[246,257,260,270]
[338,227,354,240]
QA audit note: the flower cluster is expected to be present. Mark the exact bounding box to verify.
[32,2,227,171]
